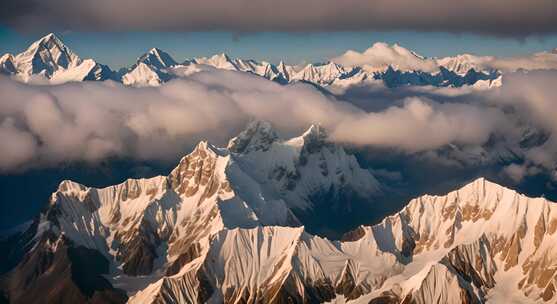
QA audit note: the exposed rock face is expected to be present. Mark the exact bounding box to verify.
[129,226,400,304]
[7,160,557,303]
[5,119,557,303]
[0,232,127,304]
[1,122,383,303]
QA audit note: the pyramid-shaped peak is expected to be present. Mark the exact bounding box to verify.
[15,32,81,76]
[148,47,163,53]
[31,33,68,50]
[138,47,177,69]
[457,177,508,196]
[39,33,58,42]
[228,120,279,154]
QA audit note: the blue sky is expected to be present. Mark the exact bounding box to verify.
[1,27,557,68]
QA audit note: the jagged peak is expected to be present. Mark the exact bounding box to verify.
[37,33,58,43]
[301,123,328,142]
[137,47,177,69]
[193,140,212,153]
[0,53,14,62]
[148,47,163,54]
[211,52,231,62]
[190,140,224,158]
[227,120,279,154]
[284,124,330,151]
[14,32,81,76]
[27,33,70,53]
[56,179,87,194]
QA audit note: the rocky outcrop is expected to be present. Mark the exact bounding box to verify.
[0,232,126,304]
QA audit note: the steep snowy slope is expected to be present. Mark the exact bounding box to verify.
[2,33,113,83]
[121,62,171,86]
[126,178,557,304]
[13,33,81,79]
[138,48,178,70]
[346,178,557,303]
[0,122,381,303]
[227,122,380,212]
[4,133,557,304]
[120,48,179,86]
[128,226,401,304]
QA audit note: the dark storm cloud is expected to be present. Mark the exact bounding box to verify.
[1,0,556,36]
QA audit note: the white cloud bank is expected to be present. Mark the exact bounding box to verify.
[0,69,556,174]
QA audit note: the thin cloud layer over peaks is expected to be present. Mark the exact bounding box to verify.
[332,43,439,72]
[1,0,556,36]
[334,43,557,73]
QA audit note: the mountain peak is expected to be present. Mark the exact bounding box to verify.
[32,33,68,52]
[0,53,16,74]
[138,47,177,69]
[0,53,14,61]
[284,124,330,153]
[213,52,230,60]
[302,124,326,138]
[228,120,279,154]
[300,124,328,148]
[192,140,220,155]
[14,32,81,77]
[37,33,58,43]
[457,177,509,198]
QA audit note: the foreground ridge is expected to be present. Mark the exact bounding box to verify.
[3,130,557,303]
[0,122,381,303]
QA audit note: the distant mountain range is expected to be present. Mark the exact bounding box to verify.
[2,122,557,303]
[0,33,505,89]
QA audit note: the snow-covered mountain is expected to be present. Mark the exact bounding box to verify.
[1,33,504,89]
[0,33,113,83]
[138,48,178,70]
[0,54,16,75]
[3,119,557,303]
[0,122,380,302]
[437,54,495,75]
[134,177,557,304]
[119,48,179,86]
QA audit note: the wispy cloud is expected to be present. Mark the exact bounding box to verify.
[333,43,557,72]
